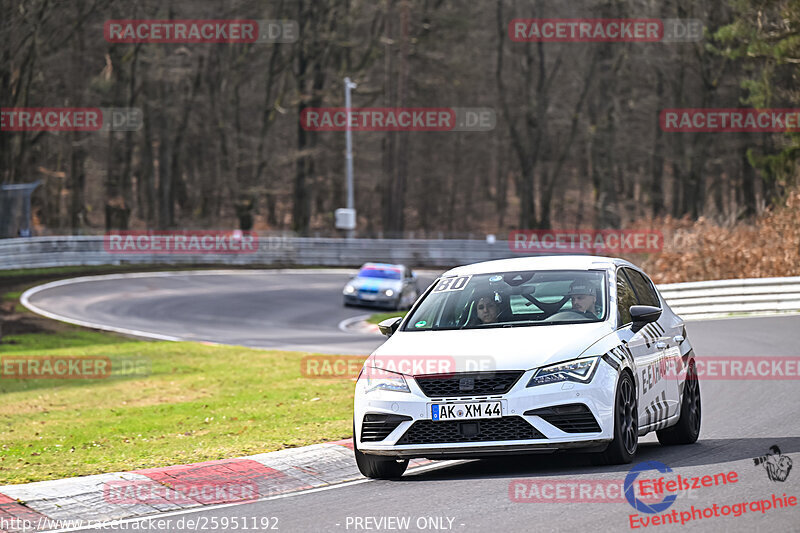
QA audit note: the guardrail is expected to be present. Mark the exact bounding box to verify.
[0,235,514,270]
[658,277,800,319]
[2,236,799,319]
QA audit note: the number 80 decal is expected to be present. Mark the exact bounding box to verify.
[433,275,472,292]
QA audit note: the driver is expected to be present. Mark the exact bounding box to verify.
[568,281,599,319]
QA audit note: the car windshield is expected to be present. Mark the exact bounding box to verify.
[404,270,607,331]
[358,266,402,280]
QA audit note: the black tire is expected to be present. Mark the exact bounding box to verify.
[353,424,408,479]
[596,371,638,465]
[657,360,701,445]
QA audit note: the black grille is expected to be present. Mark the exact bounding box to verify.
[414,371,524,397]
[396,416,545,445]
[524,404,601,433]
[360,414,412,442]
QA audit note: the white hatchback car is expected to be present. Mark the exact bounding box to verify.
[353,256,701,479]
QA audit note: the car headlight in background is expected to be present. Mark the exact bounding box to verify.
[359,367,410,394]
[384,289,394,297]
[527,356,600,387]
[344,285,356,295]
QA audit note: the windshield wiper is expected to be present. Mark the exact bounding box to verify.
[540,320,599,325]
[467,320,544,329]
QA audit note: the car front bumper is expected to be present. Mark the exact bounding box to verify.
[354,359,619,459]
[344,293,398,308]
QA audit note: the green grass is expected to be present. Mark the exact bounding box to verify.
[366,311,408,325]
[0,329,360,484]
[3,291,25,313]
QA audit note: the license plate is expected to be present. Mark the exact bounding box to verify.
[360,293,377,300]
[431,401,502,421]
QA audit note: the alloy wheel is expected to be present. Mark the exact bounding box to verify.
[619,377,637,455]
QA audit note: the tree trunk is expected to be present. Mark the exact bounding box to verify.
[69,139,86,231]
[650,70,665,217]
[740,139,758,219]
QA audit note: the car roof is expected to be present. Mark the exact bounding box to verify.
[360,262,404,270]
[441,255,637,277]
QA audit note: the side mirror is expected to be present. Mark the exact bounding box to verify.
[378,317,403,337]
[630,305,662,333]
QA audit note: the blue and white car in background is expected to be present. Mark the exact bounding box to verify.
[343,263,420,310]
[353,256,701,479]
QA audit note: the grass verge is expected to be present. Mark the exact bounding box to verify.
[0,309,360,484]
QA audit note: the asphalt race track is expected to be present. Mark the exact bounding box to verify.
[23,271,800,533]
[23,270,440,355]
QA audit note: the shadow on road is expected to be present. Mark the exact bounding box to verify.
[400,436,800,481]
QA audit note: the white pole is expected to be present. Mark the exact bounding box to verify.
[344,77,357,238]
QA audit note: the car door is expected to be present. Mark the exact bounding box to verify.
[614,268,669,434]
[624,268,682,422]
[622,267,680,428]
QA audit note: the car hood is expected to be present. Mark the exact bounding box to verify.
[371,322,615,373]
[350,277,402,291]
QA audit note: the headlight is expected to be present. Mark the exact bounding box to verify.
[384,289,394,297]
[359,367,410,394]
[527,356,600,387]
[344,285,356,295]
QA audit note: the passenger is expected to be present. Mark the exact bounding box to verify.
[475,293,501,324]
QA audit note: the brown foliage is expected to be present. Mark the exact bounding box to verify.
[640,191,800,283]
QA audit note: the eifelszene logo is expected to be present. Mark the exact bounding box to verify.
[753,445,793,482]
[625,461,678,514]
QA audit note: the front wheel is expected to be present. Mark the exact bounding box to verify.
[657,360,701,445]
[596,371,638,465]
[353,425,408,479]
